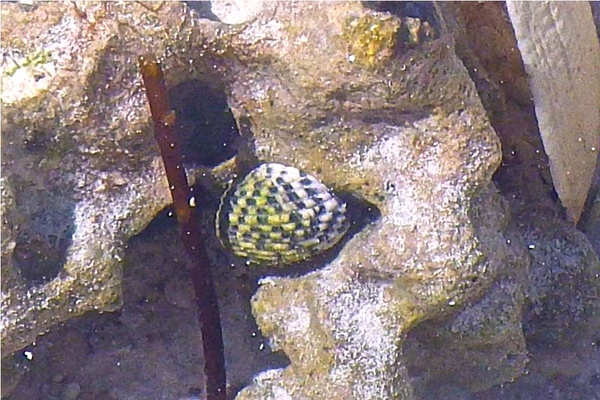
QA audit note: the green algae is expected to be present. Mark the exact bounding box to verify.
[3,50,53,77]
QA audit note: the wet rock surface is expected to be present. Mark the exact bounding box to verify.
[0,0,240,357]
[1,1,599,400]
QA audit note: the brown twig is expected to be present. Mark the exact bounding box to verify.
[139,54,226,399]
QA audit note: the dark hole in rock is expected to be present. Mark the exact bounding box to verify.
[138,205,178,238]
[341,192,382,236]
[12,202,74,286]
[362,1,438,22]
[169,79,239,168]
[184,1,220,21]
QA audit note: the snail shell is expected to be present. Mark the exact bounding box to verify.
[216,163,349,265]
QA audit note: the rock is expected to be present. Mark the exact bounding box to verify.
[522,220,600,348]
[231,2,599,398]
[0,1,222,356]
[229,2,523,398]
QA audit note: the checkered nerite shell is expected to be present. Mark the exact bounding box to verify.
[216,163,349,265]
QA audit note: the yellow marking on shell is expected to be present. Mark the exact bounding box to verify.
[260,186,273,196]
[259,224,273,233]
[265,205,279,215]
[266,242,290,252]
[255,196,268,206]
[281,222,296,232]
[281,250,308,264]
[299,238,320,248]
[267,214,282,225]
[236,224,251,234]
[269,231,283,241]
[238,241,256,250]
[251,231,262,240]
[250,249,277,260]
[245,215,258,226]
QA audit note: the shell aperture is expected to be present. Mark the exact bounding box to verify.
[217,163,349,265]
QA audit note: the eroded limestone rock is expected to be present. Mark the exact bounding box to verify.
[0,1,222,355]
[225,2,525,398]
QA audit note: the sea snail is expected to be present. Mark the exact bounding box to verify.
[216,163,350,265]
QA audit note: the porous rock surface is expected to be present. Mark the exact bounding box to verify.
[220,2,530,398]
[0,1,208,357]
[1,1,599,399]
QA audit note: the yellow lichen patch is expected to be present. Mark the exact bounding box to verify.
[342,13,401,69]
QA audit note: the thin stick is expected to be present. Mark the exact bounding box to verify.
[139,54,227,399]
